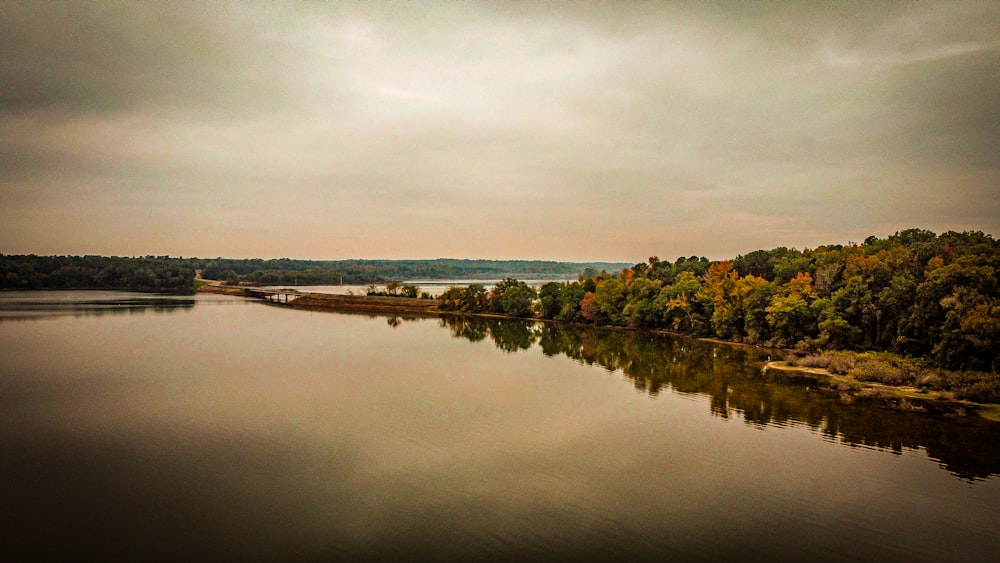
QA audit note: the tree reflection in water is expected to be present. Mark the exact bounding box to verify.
[438,315,1000,481]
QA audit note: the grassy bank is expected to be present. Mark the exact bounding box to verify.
[770,351,1000,421]
[291,293,440,314]
[196,283,248,296]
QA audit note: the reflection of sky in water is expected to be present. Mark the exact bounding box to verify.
[1,291,998,560]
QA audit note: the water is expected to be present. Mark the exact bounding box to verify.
[1,291,998,561]
[263,277,576,297]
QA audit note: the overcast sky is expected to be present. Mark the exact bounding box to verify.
[2,1,998,261]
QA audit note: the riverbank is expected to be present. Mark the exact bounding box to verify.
[292,292,440,314]
[197,284,441,313]
[766,361,1000,422]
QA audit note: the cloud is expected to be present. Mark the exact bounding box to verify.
[1,1,997,260]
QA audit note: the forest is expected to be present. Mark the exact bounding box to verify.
[0,254,195,292]
[437,229,999,374]
[197,258,629,285]
[0,256,627,292]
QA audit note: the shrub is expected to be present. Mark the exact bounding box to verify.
[850,358,906,385]
[916,371,943,390]
[950,372,1000,404]
[831,378,861,392]
[827,352,856,375]
[798,354,832,369]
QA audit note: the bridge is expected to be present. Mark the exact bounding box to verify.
[243,287,303,305]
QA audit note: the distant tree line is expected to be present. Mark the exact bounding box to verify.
[0,255,195,292]
[0,255,626,293]
[436,229,999,372]
[198,258,628,286]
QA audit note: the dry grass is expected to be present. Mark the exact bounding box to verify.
[785,350,1000,405]
[787,352,855,374]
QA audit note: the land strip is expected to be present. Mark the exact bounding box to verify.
[766,361,1000,422]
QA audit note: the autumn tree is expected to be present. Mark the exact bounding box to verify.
[766,272,819,347]
[657,271,704,333]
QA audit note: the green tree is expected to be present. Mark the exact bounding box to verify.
[539,282,564,319]
[463,283,489,312]
[501,284,537,318]
[622,277,662,328]
[558,282,586,321]
[593,278,626,325]
[489,278,537,317]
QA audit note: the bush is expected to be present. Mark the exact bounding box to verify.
[827,352,856,375]
[939,370,1000,404]
[786,351,855,374]
[917,371,943,390]
[798,354,832,369]
[850,357,907,385]
[954,379,1000,404]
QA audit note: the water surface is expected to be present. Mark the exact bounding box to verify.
[1,292,998,561]
[263,277,576,297]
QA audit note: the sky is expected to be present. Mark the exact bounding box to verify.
[2,1,998,262]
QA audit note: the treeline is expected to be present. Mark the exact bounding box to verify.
[199,258,629,286]
[436,229,999,372]
[0,254,627,293]
[0,255,196,292]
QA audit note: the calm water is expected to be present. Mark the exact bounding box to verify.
[266,278,575,297]
[1,291,998,561]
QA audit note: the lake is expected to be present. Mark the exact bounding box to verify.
[1,291,998,561]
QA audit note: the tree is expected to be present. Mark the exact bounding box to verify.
[438,287,466,311]
[500,284,537,318]
[489,278,523,313]
[487,278,537,317]
[699,261,741,338]
[812,298,861,350]
[593,278,626,325]
[580,291,598,322]
[766,272,818,346]
[658,271,703,332]
[539,282,563,319]
[222,269,240,286]
[463,284,489,312]
[622,277,662,328]
[558,282,586,321]
[739,275,774,343]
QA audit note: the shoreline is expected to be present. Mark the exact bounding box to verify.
[197,285,999,421]
[766,361,1000,422]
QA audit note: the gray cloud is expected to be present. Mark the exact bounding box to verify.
[1,1,997,260]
